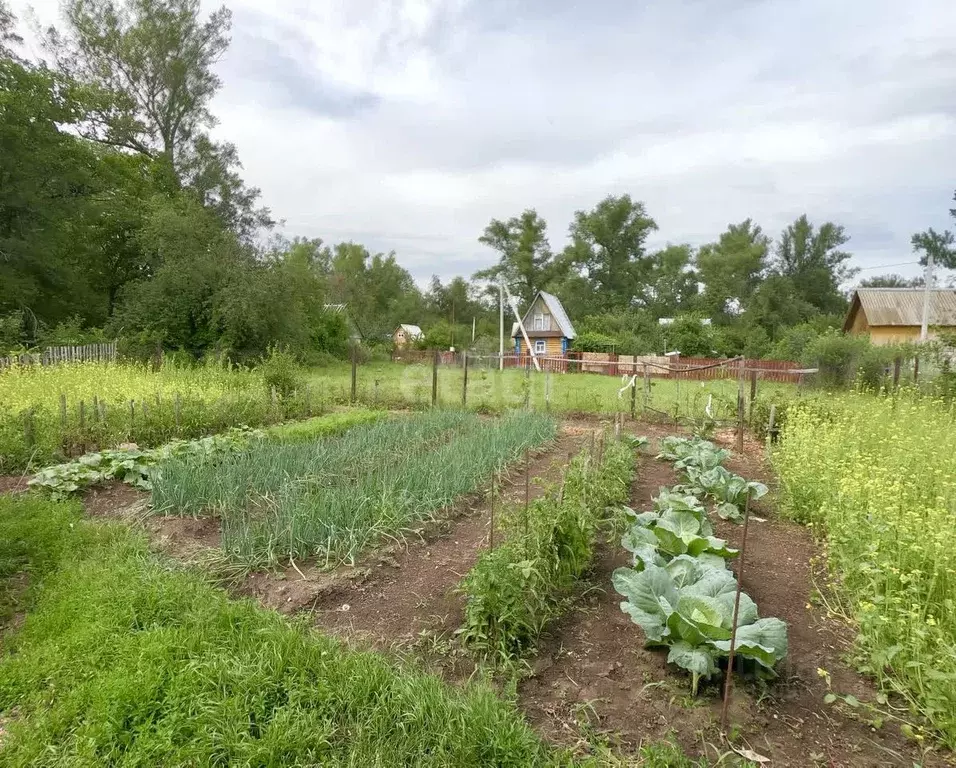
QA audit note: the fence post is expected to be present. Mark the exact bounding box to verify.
[643,362,650,408]
[431,348,439,407]
[462,351,469,408]
[350,346,358,404]
[59,393,67,429]
[545,367,551,412]
[913,356,920,384]
[735,358,745,453]
[768,404,778,445]
[893,356,901,389]
[749,369,757,407]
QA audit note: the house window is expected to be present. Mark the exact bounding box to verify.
[533,313,546,331]
[534,339,546,355]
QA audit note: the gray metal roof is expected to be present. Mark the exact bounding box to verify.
[398,324,423,337]
[850,289,956,328]
[538,291,577,339]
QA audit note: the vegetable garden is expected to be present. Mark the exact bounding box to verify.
[1,358,954,765]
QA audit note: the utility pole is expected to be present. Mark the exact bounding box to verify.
[920,253,935,342]
[499,281,504,370]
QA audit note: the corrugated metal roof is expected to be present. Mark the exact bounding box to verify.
[538,291,577,339]
[853,289,956,327]
[398,324,423,337]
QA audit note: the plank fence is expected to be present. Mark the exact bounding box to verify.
[0,341,117,370]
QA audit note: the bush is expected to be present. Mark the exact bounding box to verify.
[258,346,303,397]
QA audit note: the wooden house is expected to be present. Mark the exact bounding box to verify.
[843,288,956,345]
[393,324,423,348]
[511,291,577,357]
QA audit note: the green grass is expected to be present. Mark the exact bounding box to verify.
[0,494,575,766]
[774,390,956,746]
[154,410,558,566]
[304,361,793,421]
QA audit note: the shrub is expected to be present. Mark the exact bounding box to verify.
[258,346,303,397]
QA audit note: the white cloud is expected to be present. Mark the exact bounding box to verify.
[10,0,956,284]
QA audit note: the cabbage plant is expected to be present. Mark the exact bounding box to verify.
[613,562,788,694]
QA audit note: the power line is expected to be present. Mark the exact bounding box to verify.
[855,260,920,272]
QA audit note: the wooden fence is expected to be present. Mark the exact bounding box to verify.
[0,342,118,370]
[393,350,807,383]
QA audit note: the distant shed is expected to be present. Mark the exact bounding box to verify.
[844,288,956,344]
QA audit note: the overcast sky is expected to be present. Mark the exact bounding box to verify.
[12,0,956,285]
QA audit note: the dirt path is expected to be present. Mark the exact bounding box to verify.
[518,427,944,768]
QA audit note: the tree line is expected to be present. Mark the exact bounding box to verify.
[2,0,954,363]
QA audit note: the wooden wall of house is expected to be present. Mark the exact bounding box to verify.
[515,337,564,356]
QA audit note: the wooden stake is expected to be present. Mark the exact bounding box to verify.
[462,351,469,407]
[735,359,745,453]
[893,356,902,389]
[350,345,358,404]
[768,404,777,445]
[721,490,752,733]
[431,348,439,407]
[749,369,757,407]
[59,393,67,428]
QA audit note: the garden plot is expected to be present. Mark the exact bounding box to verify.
[517,427,942,768]
[151,410,557,567]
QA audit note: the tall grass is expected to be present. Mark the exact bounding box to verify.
[154,411,557,566]
[0,494,572,766]
[774,391,956,745]
[0,361,320,472]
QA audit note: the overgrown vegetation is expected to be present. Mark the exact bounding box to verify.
[153,410,557,566]
[614,437,787,695]
[775,393,956,746]
[458,438,634,659]
[0,494,572,766]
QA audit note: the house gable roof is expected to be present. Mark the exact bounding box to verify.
[844,288,956,331]
[512,291,576,339]
[397,324,423,337]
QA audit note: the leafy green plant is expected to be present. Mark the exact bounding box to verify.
[458,439,635,660]
[613,563,787,695]
[29,427,263,498]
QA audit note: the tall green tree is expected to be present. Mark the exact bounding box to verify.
[911,228,956,271]
[46,0,271,237]
[639,244,699,318]
[696,219,769,321]
[0,8,102,325]
[773,215,854,315]
[563,195,658,309]
[474,209,557,307]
